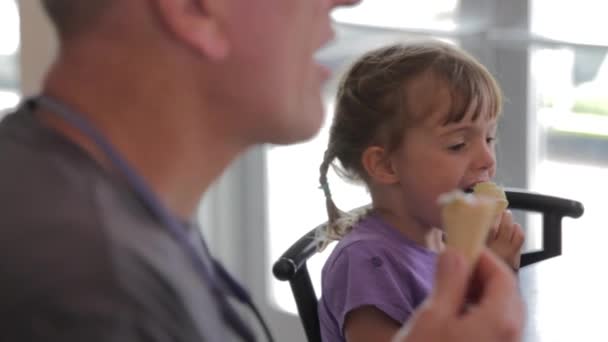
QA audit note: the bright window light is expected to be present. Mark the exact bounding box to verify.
[331,0,459,31]
[0,1,20,56]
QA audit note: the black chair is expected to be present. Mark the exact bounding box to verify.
[272,188,584,342]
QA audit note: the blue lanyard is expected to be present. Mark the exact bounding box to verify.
[34,95,273,342]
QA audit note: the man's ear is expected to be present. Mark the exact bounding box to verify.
[153,0,229,60]
[361,146,399,185]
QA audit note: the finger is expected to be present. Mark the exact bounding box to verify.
[473,250,522,311]
[464,250,525,341]
[511,223,525,247]
[488,211,505,241]
[497,211,514,240]
[429,247,470,315]
[489,220,500,240]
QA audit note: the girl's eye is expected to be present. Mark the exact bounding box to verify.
[486,136,497,145]
[448,143,466,152]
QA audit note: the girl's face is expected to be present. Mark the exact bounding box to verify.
[389,75,498,229]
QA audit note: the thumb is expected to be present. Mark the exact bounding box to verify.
[430,248,470,315]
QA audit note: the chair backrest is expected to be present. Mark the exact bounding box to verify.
[272,188,584,342]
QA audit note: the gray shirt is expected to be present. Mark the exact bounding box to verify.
[0,102,250,341]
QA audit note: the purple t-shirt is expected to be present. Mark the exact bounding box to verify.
[318,214,438,342]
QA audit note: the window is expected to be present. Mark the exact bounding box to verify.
[0,0,20,113]
[531,0,608,45]
[528,1,607,259]
[331,0,458,31]
[530,44,607,255]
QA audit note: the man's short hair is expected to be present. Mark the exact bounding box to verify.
[41,0,110,39]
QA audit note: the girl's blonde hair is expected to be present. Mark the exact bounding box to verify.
[317,40,503,251]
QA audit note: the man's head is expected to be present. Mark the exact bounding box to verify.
[155,0,362,145]
[41,0,360,147]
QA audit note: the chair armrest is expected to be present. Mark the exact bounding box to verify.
[505,188,584,218]
[507,188,584,267]
[272,225,323,281]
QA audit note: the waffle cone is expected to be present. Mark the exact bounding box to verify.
[473,182,509,221]
[440,191,499,264]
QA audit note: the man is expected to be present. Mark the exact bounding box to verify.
[0,1,523,341]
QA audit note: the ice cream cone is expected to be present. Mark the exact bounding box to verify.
[473,181,509,221]
[439,191,499,264]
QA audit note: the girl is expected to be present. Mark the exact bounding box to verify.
[317,41,524,342]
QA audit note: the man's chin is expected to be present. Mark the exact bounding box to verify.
[269,107,325,145]
[267,121,322,145]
